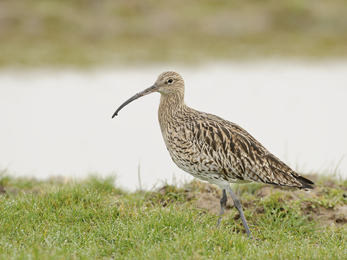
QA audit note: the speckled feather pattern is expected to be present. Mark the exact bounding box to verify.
[157,71,314,190]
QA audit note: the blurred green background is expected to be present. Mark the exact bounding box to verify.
[1,0,347,67]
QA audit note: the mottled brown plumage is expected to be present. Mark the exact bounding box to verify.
[112,71,314,238]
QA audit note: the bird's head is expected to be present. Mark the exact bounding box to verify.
[112,71,185,118]
[154,71,185,95]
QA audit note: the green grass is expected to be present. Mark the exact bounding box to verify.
[0,172,346,259]
[1,0,347,67]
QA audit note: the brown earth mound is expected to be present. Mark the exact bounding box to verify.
[154,176,347,228]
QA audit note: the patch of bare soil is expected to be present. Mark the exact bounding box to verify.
[187,192,234,215]
[301,202,347,228]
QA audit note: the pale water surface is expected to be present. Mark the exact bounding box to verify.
[1,61,346,190]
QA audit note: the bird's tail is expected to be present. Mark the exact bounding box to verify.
[295,175,314,190]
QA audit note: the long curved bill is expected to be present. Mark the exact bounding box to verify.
[112,83,159,118]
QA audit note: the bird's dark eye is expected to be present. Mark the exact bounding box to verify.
[168,79,173,83]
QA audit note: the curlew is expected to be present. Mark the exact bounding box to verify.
[112,71,314,238]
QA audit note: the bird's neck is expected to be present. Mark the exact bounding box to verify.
[158,92,188,129]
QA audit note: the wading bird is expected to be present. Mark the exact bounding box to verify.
[112,71,314,238]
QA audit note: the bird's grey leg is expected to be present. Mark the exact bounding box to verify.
[216,189,227,228]
[225,185,252,238]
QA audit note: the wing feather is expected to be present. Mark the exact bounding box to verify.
[187,111,314,189]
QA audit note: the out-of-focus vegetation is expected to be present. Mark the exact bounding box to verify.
[1,0,347,67]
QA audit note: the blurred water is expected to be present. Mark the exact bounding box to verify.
[1,61,346,190]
